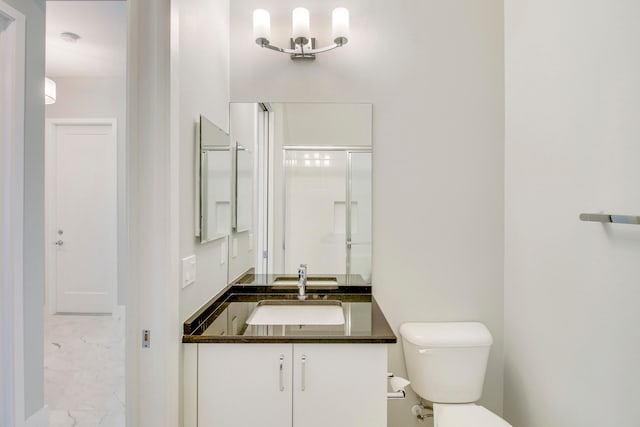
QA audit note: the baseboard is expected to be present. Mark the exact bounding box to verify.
[25,406,48,427]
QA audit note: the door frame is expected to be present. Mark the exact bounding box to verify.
[0,2,26,425]
[44,118,118,315]
[127,1,181,426]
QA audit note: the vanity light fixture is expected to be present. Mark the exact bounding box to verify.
[253,7,349,61]
[45,77,57,105]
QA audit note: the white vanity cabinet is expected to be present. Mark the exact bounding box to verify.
[194,343,387,427]
[292,344,387,427]
[197,344,292,427]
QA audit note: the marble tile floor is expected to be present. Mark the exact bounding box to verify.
[44,311,125,427]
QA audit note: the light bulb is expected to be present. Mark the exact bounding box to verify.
[253,9,271,45]
[332,8,349,45]
[292,7,310,45]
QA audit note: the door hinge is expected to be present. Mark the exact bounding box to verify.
[142,329,150,348]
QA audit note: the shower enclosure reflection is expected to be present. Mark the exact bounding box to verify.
[281,149,371,281]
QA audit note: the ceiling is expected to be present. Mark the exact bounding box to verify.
[46,1,127,77]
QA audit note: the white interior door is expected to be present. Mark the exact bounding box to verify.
[49,121,117,314]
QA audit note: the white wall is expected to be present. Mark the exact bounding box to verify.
[175,0,230,322]
[126,1,229,425]
[173,3,230,425]
[279,103,372,147]
[45,76,127,306]
[230,1,505,425]
[2,0,45,420]
[504,2,640,426]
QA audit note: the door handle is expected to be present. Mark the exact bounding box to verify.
[279,355,285,392]
[55,240,64,246]
[301,355,307,391]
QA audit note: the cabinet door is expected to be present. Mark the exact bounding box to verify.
[292,344,387,427]
[198,344,293,427]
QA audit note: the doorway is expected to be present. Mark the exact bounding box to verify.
[44,1,127,426]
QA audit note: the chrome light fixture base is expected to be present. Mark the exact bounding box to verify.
[290,38,316,61]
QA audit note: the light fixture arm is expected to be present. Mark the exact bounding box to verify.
[258,41,295,54]
[305,43,341,54]
[257,39,343,56]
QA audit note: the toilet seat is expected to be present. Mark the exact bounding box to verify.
[434,403,512,427]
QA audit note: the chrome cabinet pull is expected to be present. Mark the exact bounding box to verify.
[301,355,307,391]
[279,355,285,392]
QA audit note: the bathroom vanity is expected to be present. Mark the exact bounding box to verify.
[182,274,396,427]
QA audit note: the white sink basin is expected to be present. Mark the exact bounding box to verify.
[247,300,345,326]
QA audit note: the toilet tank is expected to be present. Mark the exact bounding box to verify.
[399,322,493,403]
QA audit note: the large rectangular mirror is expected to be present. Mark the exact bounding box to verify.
[228,103,372,283]
[196,115,231,243]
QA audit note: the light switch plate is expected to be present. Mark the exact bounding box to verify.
[182,255,196,288]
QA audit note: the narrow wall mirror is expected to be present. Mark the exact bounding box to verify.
[228,103,372,283]
[196,115,231,243]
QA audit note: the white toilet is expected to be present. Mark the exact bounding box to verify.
[399,322,512,427]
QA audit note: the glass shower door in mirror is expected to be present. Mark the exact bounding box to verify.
[282,150,348,275]
[347,151,372,282]
[279,149,371,282]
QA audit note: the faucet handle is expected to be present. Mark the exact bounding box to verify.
[298,264,307,280]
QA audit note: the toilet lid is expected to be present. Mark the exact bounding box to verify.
[435,404,512,427]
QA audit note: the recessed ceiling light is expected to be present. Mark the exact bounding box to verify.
[60,32,81,43]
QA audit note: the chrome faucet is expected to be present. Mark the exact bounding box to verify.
[297,264,308,300]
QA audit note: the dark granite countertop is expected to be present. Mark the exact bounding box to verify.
[182,273,396,344]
